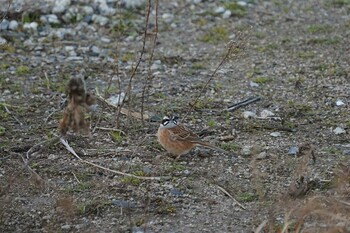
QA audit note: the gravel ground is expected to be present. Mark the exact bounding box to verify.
[1,0,350,232]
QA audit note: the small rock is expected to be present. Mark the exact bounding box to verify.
[333,127,346,135]
[183,170,190,175]
[342,150,350,156]
[222,10,232,19]
[98,2,116,16]
[40,14,60,24]
[101,37,111,43]
[215,6,225,14]
[242,111,256,119]
[242,146,251,156]
[82,6,94,15]
[162,13,174,24]
[107,93,125,106]
[250,81,259,87]
[288,146,299,155]
[0,37,7,45]
[90,45,100,56]
[170,188,183,197]
[336,100,345,106]
[132,227,144,233]
[256,151,267,159]
[237,1,248,7]
[270,132,281,137]
[260,109,274,118]
[112,199,136,208]
[48,154,58,160]
[8,20,19,31]
[150,60,162,70]
[53,0,71,13]
[0,19,9,30]
[83,15,93,23]
[61,224,71,230]
[92,14,109,26]
[23,22,38,32]
[122,0,144,9]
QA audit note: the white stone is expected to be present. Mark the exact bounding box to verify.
[260,109,274,118]
[256,151,267,159]
[215,6,225,14]
[237,1,247,7]
[333,127,346,135]
[242,111,256,119]
[0,37,7,45]
[270,132,281,137]
[53,0,71,13]
[8,20,19,31]
[250,81,259,87]
[82,6,94,15]
[121,0,144,8]
[107,93,126,106]
[162,13,174,24]
[92,14,109,26]
[336,100,345,106]
[222,10,232,19]
[23,22,38,32]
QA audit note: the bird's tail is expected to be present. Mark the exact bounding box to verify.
[195,141,227,153]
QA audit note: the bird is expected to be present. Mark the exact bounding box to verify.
[157,116,226,159]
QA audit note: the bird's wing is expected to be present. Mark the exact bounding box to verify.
[168,124,199,141]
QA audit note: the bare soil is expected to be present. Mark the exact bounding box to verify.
[1,0,350,232]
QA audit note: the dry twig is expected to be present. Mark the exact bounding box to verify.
[216,185,246,210]
[60,138,171,181]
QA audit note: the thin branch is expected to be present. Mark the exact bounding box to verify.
[227,96,261,112]
[182,30,250,121]
[115,0,153,127]
[0,0,13,24]
[141,0,159,123]
[60,138,171,181]
[216,185,246,210]
[254,220,268,233]
[3,104,22,126]
[94,126,126,135]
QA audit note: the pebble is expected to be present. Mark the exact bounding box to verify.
[61,224,71,230]
[288,146,299,155]
[23,22,39,32]
[336,100,345,106]
[170,188,184,197]
[162,13,174,24]
[107,93,126,106]
[333,127,346,135]
[53,0,71,13]
[215,6,225,14]
[237,1,248,7]
[0,37,7,45]
[122,0,144,8]
[242,111,256,119]
[90,45,101,56]
[40,14,60,24]
[250,81,259,87]
[48,154,58,160]
[98,2,116,16]
[256,151,267,159]
[8,20,19,31]
[82,6,94,15]
[222,10,232,19]
[242,146,251,156]
[92,14,109,26]
[260,109,275,118]
[0,19,9,30]
[132,226,145,233]
[112,199,136,208]
[270,132,281,137]
[342,150,350,156]
[151,60,162,70]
